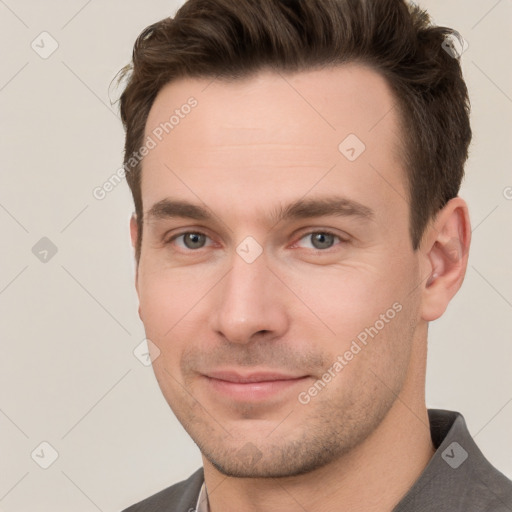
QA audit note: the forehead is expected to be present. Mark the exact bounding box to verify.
[141,64,406,222]
[145,64,400,148]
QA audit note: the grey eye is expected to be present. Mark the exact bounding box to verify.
[309,232,336,250]
[182,232,207,249]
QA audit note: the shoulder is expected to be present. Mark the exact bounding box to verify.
[424,410,512,510]
[121,467,204,512]
[395,410,512,511]
[469,448,512,510]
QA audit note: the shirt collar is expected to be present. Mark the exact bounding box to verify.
[195,481,209,512]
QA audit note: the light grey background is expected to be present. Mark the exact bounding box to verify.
[0,0,511,510]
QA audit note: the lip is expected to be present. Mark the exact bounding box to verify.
[202,370,310,402]
[206,370,305,383]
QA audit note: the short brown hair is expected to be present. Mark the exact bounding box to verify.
[119,0,471,263]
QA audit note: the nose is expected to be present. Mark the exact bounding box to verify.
[209,251,290,345]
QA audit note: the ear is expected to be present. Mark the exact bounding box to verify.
[129,213,143,321]
[419,197,471,322]
[130,213,139,253]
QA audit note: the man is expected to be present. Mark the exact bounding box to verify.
[119,0,512,510]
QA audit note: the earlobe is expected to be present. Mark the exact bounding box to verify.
[420,197,471,322]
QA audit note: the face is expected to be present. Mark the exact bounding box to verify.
[133,65,425,477]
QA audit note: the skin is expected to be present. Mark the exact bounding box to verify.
[130,64,471,512]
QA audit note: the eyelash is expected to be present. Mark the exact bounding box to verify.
[165,229,348,252]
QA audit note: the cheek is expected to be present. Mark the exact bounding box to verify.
[137,274,187,393]
[138,262,203,332]
[322,290,417,407]
[137,263,220,373]
[138,276,170,334]
[284,260,414,344]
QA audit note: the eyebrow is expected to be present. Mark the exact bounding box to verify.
[145,196,375,226]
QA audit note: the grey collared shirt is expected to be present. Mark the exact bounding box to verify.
[392,409,512,510]
[194,410,512,511]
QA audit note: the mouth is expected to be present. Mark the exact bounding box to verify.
[202,370,311,402]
